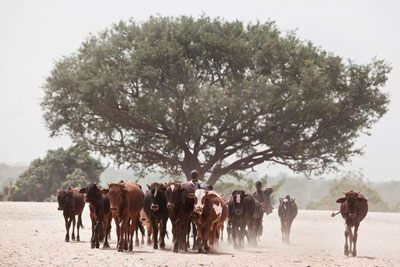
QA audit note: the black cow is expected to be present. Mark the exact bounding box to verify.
[57,188,85,242]
[228,190,255,249]
[144,183,169,250]
[79,183,112,249]
[278,195,298,244]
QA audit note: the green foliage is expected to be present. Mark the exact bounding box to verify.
[3,146,104,201]
[42,15,391,184]
[307,172,390,212]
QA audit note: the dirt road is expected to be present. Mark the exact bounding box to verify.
[0,202,399,266]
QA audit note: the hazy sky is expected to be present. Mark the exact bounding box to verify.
[0,0,398,181]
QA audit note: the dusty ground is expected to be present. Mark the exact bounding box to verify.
[0,202,399,267]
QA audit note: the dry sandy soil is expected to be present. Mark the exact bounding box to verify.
[0,202,399,267]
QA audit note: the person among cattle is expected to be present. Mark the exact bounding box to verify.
[253,181,274,215]
[278,195,298,244]
[333,190,368,257]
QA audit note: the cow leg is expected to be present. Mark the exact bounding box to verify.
[135,222,140,247]
[118,219,127,252]
[280,220,286,243]
[103,217,110,249]
[197,226,204,253]
[128,222,134,251]
[160,218,167,249]
[64,216,71,242]
[232,223,238,249]
[147,225,152,245]
[352,223,359,257]
[77,215,82,242]
[71,216,76,241]
[192,221,198,250]
[151,217,159,249]
[344,225,350,256]
[349,226,354,256]
[95,219,103,249]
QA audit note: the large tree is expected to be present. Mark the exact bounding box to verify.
[3,146,104,201]
[42,16,391,184]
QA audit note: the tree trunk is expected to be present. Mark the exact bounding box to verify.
[207,171,223,186]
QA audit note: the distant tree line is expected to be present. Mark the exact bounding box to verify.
[1,146,104,201]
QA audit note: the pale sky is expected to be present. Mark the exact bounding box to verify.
[0,0,398,181]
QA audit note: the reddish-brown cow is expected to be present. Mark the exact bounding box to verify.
[57,187,85,242]
[105,181,144,252]
[335,190,368,257]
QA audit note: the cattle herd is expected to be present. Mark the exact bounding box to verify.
[56,172,368,257]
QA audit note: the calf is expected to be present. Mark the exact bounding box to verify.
[79,183,112,249]
[228,190,255,249]
[140,208,152,245]
[144,183,169,250]
[278,195,298,244]
[105,181,144,252]
[57,188,85,242]
[335,190,368,257]
[166,181,195,253]
[187,190,227,253]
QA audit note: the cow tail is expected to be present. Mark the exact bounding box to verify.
[137,216,145,236]
[78,215,84,229]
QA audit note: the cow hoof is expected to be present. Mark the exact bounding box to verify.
[352,251,357,257]
[71,235,75,241]
[65,236,69,242]
[160,242,165,249]
[141,240,145,245]
[173,249,178,253]
[135,240,140,247]
[91,243,95,249]
[344,250,349,256]
[118,247,123,252]
[103,243,110,249]
[77,237,80,242]
[153,243,158,250]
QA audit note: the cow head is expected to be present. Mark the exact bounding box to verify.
[166,182,183,213]
[279,195,295,213]
[187,189,219,215]
[336,190,367,219]
[105,183,127,212]
[147,182,167,211]
[57,189,70,210]
[231,190,247,216]
[79,183,102,204]
[261,187,274,215]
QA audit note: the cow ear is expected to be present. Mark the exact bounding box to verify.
[231,190,237,196]
[279,198,283,204]
[100,189,109,194]
[358,197,367,202]
[187,193,195,199]
[290,198,295,203]
[206,192,220,200]
[79,188,86,194]
[336,197,346,203]
[147,184,151,190]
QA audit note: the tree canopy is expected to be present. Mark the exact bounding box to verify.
[42,16,391,184]
[3,146,104,201]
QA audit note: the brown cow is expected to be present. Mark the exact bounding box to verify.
[188,189,227,253]
[57,187,85,242]
[335,190,368,257]
[105,181,144,252]
[166,181,195,253]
